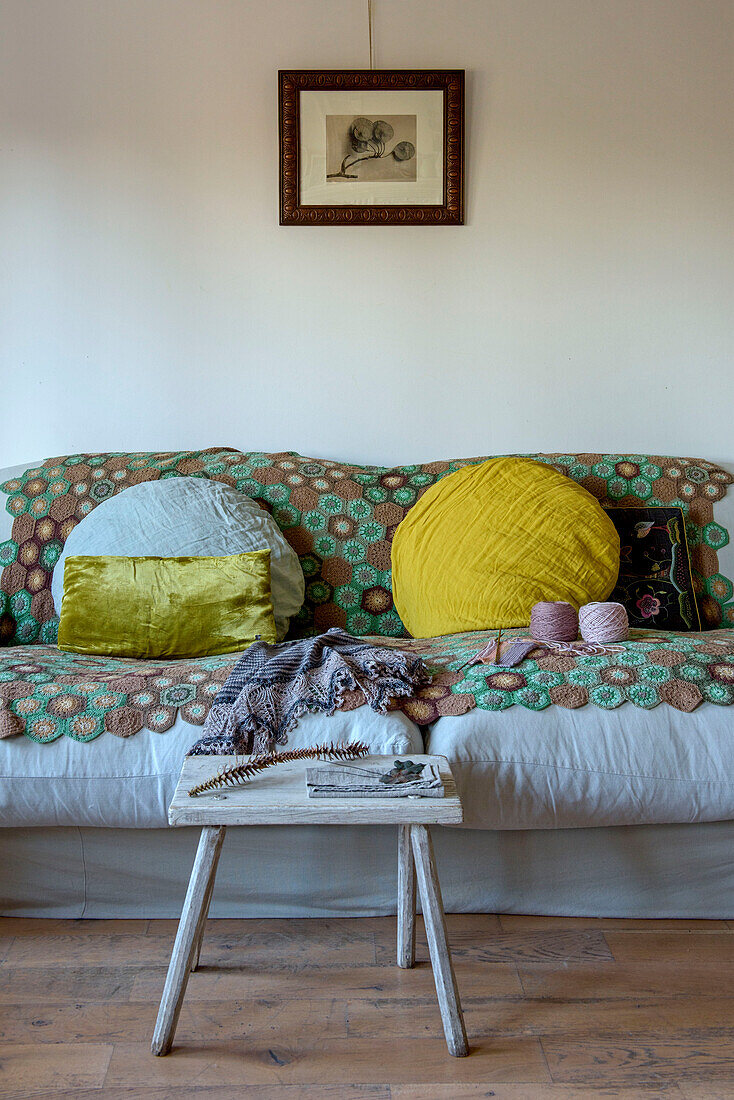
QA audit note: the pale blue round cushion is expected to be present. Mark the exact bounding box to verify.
[52,477,304,640]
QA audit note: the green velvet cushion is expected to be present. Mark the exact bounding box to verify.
[57,550,277,658]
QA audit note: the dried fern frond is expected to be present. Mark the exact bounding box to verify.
[188,741,370,797]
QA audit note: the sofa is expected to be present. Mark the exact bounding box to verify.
[2,448,734,918]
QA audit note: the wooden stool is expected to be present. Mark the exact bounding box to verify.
[152,753,468,1059]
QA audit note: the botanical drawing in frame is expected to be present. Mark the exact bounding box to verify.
[279,70,464,225]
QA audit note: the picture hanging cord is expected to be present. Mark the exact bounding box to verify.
[367,0,374,69]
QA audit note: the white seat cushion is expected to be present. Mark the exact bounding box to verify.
[426,702,734,829]
[0,709,423,828]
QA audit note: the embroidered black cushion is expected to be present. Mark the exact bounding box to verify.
[605,507,700,631]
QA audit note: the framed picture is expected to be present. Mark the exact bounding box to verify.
[278,70,464,226]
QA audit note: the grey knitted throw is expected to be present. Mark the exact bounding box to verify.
[188,627,431,756]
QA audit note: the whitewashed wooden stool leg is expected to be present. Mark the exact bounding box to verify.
[190,874,215,972]
[410,824,469,1057]
[397,824,416,968]
[152,825,226,1055]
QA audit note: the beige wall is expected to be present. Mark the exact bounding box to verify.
[1,0,732,468]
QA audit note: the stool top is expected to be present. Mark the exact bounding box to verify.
[169,754,463,827]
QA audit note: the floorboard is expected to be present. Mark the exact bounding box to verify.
[104,1036,549,1086]
[375,927,615,966]
[499,916,732,934]
[1,914,733,1096]
[0,1041,113,1097]
[23,1087,390,1100]
[543,1036,734,1083]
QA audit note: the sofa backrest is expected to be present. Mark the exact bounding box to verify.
[1,449,732,645]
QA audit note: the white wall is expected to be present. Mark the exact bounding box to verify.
[1,0,732,469]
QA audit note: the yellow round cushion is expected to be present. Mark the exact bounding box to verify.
[391,457,620,637]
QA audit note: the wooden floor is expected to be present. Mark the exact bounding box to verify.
[2,914,734,1098]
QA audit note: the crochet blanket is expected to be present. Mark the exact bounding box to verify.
[188,627,431,755]
[0,647,236,742]
[390,627,734,720]
[2,628,734,744]
[2,451,733,648]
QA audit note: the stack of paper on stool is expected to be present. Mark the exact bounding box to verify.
[306,762,444,798]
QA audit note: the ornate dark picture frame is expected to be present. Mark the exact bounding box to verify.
[279,70,464,225]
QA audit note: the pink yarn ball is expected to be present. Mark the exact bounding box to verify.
[579,602,629,643]
[530,601,579,642]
